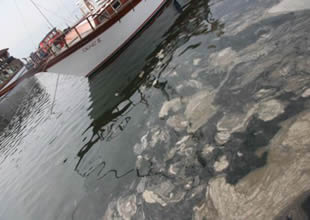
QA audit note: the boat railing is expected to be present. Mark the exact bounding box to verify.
[46,0,135,58]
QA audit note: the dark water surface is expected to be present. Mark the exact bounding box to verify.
[1,0,310,219]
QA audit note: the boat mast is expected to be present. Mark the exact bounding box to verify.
[29,0,54,29]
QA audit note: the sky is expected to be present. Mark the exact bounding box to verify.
[0,0,83,58]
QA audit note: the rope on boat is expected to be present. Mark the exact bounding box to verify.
[50,74,60,114]
[14,0,36,48]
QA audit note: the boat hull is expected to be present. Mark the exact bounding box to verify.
[47,0,168,77]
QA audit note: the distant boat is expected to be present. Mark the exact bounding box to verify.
[39,0,170,77]
[0,48,27,97]
[0,67,27,97]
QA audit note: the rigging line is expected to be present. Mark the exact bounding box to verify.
[13,0,36,48]
[31,1,74,25]
[58,0,74,20]
[29,0,54,29]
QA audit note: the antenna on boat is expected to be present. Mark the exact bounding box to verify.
[29,0,54,29]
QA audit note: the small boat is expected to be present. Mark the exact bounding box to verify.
[40,0,170,77]
[0,48,28,97]
[0,67,28,97]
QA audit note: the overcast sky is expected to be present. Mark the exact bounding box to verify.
[0,0,82,58]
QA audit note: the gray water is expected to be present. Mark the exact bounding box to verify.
[1,0,310,219]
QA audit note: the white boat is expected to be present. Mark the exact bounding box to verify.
[42,0,170,77]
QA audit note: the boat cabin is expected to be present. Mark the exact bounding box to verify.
[40,0,167,76]
[43,0,134,56]
[38,0,139,66]
[0,49,24,85]
[39,28,65,54]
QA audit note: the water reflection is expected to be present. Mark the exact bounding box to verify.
[0,76,46,144]
[75,0,222,181]
[1,0,309,219]
[2,1,225,219]
[66,2,226,219]
[0,77,42,132]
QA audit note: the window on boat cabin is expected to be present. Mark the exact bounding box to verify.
[112,0,121,10]
[98,11,110,23]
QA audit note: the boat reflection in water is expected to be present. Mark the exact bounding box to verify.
[74,0,219,177]
[2,0,310,218]
[70,2,223,218]
[75,1,179,178]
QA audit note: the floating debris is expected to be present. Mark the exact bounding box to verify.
[143,190,167,207]
[141,179,187,208]
[184,90,216,133]
[156,49,165,59]
[257,99,284,121]
[176,79,203,93]
[133,132,148,155]
[189,184,205,200]
[197,112,310,219]
[214,130,231,145]
[193,58,202,66]
[166,115,188,132]
[202,145,215,156]
[208,47,238,71]
[116,195,137,220]
[255,88,277,100]
[301,88,310,98]
[168,161,184,176]
[213,155,229,172]
[149,127,170,147]
[176,135,191,145]
[165,147,178,161]
[159,97,182,119]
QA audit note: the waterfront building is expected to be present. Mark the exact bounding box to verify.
[0,48,24,84]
